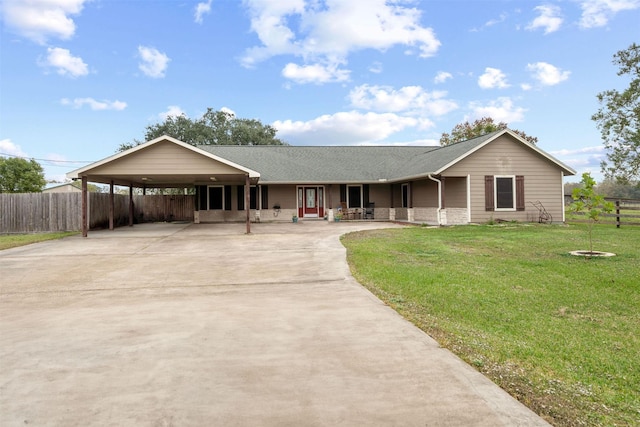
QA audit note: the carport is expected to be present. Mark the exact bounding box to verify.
[67,136,260,236]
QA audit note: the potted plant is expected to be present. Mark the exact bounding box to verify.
[334,211,342,222]
[292,214,298,223]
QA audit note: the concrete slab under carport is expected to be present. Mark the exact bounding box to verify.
[0,222,549,426]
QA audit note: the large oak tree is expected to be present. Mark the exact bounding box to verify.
[118,108,286,152]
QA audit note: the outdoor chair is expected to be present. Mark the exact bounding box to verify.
[364,202,375,220]
[340,202,356,220]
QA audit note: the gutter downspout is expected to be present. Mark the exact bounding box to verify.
[428,174,442,226]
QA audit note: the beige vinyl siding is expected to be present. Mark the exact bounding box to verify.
[267,185,297,210]
[442,177,467,208]
[443,134,564,223]
[368,184,391,208]
[89,141,243,176]
[412,180,438,207]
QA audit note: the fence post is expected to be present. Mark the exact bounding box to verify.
[82,177,88,237]
[616,200,621,228]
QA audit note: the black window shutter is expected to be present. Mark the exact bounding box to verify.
[485,176,494,211]
[237,186,244,211]
[224,185,232,211]
[198,186,207,210]
[516,175,525,211]
[363,184,370,206]
[261,185,268,210]
[340,184,346,202]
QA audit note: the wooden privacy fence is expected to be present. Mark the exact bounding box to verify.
[568,198,640,227]
[0,193,195,233]
[138,195,194,223]
[0,193,82,233]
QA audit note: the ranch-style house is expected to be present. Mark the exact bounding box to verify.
[67,128,576,235]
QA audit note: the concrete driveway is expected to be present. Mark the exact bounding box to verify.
[0,221,549,426]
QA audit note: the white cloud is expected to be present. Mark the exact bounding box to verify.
[159,105,186,120]
[527,62,570,86]
[478,67,510,89]
[0,138,29,157]
[550,146,606,156]
[468,97,526,123]
[348,84,458,116]
[194,0,213,24]
[471,12,508,31]
[578,0,640,28]
[526,4,563,34]
[521,83,533,91]
[220,106,236,116]
[273,111,433,145]
[61,98,127,111]
[369,62,383,74]
[241,0,440,82]
[39,47,88,77]
[137,46,170,78]
[434,71,452,84]
[0,0,87,44]
[282,62,350,84]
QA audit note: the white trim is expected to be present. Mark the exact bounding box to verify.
[561,171,566,223]
[467,174,472,223]
[427,174,442,226]
[494,175,516,211]
[67,135,261,179]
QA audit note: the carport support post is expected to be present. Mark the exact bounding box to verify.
[81,176,88,237]
[245,175,251,234]
[129,184,134,227]
[109,180,114,230]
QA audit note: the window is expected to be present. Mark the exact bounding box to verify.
[485,175,525,211]
[347,185,362,209]
[495,176,515,210]
[237,186,258,210]
[208,186,224,210]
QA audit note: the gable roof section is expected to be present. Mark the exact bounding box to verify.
[67,135,260,184]
[442,129,575,175]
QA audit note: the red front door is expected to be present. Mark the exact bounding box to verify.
[298,187,324,218]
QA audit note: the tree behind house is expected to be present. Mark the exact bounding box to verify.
[118,108,287,152]
[0,157,46,193]
[439,117,538,146]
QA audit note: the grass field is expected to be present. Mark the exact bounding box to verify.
[0,232,78,251]
[342,223,639,426]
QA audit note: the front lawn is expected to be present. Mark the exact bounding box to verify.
[342,223,639,427]
[0,232,78,251]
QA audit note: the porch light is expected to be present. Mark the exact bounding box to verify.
[141,177,150,181]
[209,177,217,181]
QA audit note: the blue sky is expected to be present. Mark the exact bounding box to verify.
[0,0,638,184]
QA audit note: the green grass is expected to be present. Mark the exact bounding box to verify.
[342,223,640,427]
[0,231,78,250]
